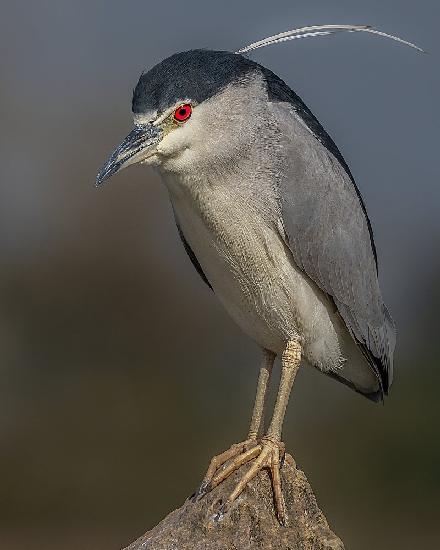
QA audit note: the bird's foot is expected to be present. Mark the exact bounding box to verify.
[196,437,288,525]
[193,438,258,501]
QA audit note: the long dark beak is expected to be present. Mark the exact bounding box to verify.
[96,124,163,186]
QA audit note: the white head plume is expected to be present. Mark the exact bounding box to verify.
[236,24,424,54]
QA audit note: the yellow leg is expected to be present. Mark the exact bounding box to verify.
[214,339,301,525]
[248,349,275,439]
[194,349,275,500]
[266,339,301,440]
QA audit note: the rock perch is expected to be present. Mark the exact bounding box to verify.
[123,455,344,550]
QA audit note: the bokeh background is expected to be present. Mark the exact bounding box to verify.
[1,1,439,548]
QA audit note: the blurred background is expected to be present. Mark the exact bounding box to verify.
[0,1,439,548]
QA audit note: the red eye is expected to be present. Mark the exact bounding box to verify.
[174,103,192,122]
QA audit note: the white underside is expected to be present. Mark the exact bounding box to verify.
[163,172,377,393]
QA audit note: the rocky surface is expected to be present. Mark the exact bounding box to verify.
[123,454,344,550]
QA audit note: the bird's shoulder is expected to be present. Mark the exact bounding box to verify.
[260,66,378,267]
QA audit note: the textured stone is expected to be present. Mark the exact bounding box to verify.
[124,454,344,550]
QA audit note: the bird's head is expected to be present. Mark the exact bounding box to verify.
[96,26,422,186]
[96,49,268,185]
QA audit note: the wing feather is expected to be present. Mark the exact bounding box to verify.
[175,222,212,290]
[270,97,396,394]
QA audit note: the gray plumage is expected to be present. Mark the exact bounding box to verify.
[97,46,403,401]
[95,27,424,520]
[273,100,395,395]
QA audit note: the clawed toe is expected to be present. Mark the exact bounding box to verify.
[212,501,230,523]
[192,480,210,502]
[196,437,288,525]
[195,438,257,497]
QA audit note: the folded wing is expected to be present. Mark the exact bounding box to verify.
[268,84,395,396]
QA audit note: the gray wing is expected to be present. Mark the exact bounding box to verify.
[272,100,396,394]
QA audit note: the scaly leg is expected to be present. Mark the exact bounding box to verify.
[248,349,276,439]
[194,349,275,499]
[214,339,301,524]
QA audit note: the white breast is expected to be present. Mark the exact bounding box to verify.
[164,173,348,372]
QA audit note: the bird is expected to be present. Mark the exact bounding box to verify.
[96,24,422,524]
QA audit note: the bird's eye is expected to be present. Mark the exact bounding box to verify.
[174,104,192,123]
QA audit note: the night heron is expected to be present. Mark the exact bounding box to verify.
[96,24,422,523]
